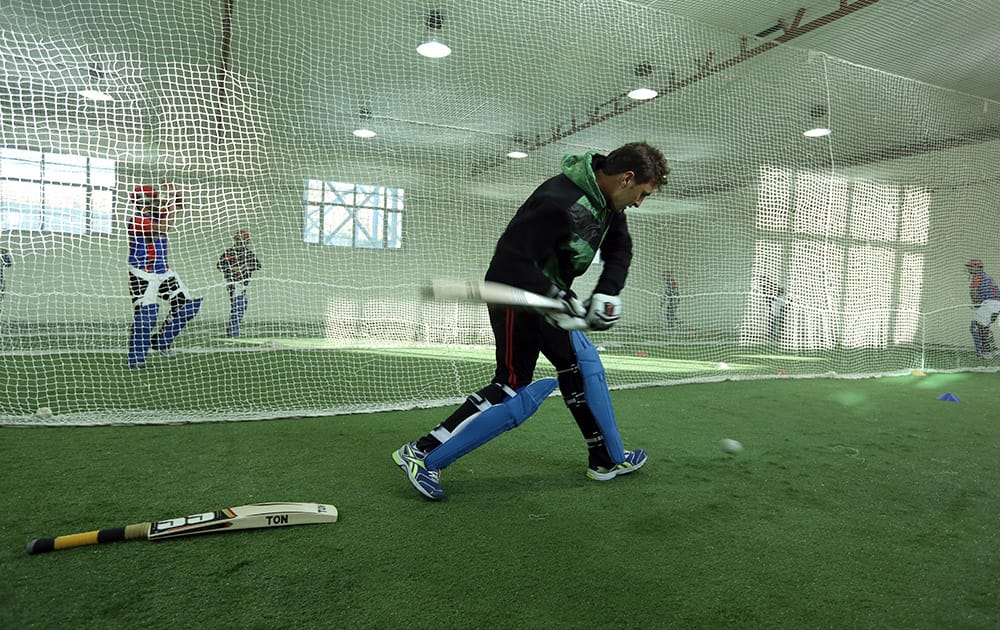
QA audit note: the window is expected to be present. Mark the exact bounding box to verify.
[303,179,403,249]
[745,167,929,349]
[0,148,116,235]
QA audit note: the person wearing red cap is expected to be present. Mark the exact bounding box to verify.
[217,230,262,337]
[126,181,203,369]
[965,259,1000,359]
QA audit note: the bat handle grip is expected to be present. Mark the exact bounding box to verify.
[26,523,149,555]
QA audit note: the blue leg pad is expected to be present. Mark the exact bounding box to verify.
[971,321,984,354]
[424,377,558,470]
[157,297,203,348]
[229,295,247,337]
[128,304,160,365]
[570,330,626,464]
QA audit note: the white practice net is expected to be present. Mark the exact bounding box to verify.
[1,0,998,425]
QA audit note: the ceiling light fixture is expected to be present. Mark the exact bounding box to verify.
[353,105,376,138]
[416,40,451,58]
[804,104,830,137]
[78,89,114,101]
[417,9,451,58]
[627,61,657,101]
[627,88,657,101]
[803,127,831,138]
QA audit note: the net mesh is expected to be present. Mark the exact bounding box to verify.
[1,0,998,425]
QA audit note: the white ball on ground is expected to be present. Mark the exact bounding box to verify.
[35,406,54,420]
[720,438,743,454]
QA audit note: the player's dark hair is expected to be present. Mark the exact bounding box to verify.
[597,142,670,186]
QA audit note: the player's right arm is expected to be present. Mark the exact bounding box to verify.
[485,195,571,297]
[217,250,232,272]
[592,213,632,296]
[970,276,982,305]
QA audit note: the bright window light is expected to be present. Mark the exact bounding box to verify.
[507,151,528,159]
[0,148,116,235]
[416,39,451,58]
[803,127,831,137]
[353,129,376,138]
[303,180,404,249]
[627,88,657,101]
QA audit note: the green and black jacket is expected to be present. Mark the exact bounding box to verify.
[485,151,632,298]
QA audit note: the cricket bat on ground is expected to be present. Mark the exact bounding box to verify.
[423,279,568,312]
[26,502,338,554]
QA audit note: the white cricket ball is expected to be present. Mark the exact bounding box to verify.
[720,438,743,455]
[35,406,54,420]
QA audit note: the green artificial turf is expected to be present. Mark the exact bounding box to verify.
[2,373,998,629]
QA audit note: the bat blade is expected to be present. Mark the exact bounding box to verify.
[147,502,338,540]
[425,279,567,312]
[26,502,338,554]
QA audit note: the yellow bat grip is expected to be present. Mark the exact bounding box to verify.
[27,523,149,554]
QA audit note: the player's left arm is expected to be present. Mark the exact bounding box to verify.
[593,214,632,296]
[583,215,632,330]
[985,276,1000,301]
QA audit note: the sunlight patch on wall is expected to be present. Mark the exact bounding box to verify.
[900,187,930,245]
[747,167,930,350]
[893,253,924,344]
[792,171,847,238]
[756,166,790,232]
[850,180,899,243]
[842,245,894,348]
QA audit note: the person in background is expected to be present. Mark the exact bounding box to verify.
[661,269,679,330]
[391,142,670,500]
[769,287,789,342]
[965,259,1000,359]
[126,181,203,369]
[217,230,262,338]
[0,247,12,315]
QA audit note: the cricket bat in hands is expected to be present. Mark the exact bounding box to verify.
[423,279,568,312]
[26,502,338,554]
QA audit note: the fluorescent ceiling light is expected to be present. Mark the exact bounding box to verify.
[507,151,528,159]
[416,39,451,58]
[352,128,376,138]
[78,89,113,101]
[803,127,831,137]
[627,87,657,101]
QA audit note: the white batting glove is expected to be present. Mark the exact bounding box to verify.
[584,293,622,330]
[545,288,588,330]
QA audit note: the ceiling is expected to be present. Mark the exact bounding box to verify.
[1,0,999,201]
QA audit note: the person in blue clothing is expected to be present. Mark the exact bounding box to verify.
[217,230,262,338]
[126,181,203,369]
[966,259,1000,359]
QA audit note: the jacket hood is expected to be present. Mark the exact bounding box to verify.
[560,152,607,210]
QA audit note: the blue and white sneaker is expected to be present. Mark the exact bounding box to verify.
[587,449,648,481]
[392,441,445,500]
